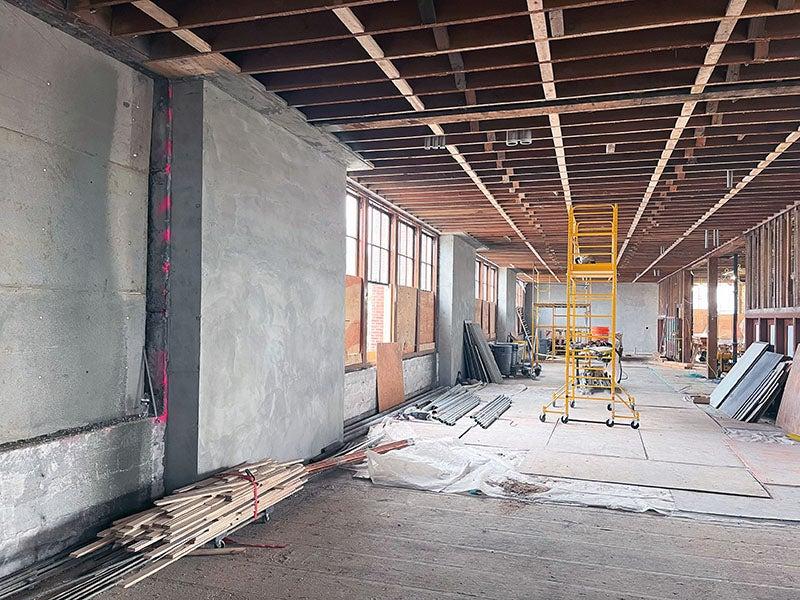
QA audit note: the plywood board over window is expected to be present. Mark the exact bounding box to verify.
[418,290,435,352]
[345,275,363,365]
[377,342,404,411]
[396,285,417,355]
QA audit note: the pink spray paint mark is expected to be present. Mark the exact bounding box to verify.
[163,227,171,243]
[158,194,171,214]
[162,260,170,275]
[155,349,169,424]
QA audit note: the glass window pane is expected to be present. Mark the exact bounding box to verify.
[346,238,358,276]
[346,195,359,238]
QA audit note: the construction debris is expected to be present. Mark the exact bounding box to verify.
[471,395,512,428]
[306,439,412,474]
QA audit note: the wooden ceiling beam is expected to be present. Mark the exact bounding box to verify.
[632,124,800,280]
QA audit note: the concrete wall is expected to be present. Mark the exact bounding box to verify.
[344,353,437,421]
[0,1,152,442]
[0,420,164,577]
[437,235,478,385]
[165,80,347,487]
[0,3,163,576]
[198,81,345,472]
[534,282,659,355]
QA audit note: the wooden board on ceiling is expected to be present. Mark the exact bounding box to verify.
[777,345,800,436]
[345,275,362,366]
[377,342,404,412]
[418,290,435,351]
[395,285,417,355]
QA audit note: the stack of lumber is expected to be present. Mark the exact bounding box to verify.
[713,343,790,422]
[43,460,306,597]
[463,321,503,383]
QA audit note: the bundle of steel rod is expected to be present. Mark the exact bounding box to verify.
[428,386,481,425]
[471,395,512,429]
[342,386,446,443]
[24,459,307,599]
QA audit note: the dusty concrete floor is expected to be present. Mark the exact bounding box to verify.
[107,470,800,600]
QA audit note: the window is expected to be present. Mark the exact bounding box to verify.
[397,221,416,288]
[475,258,498,339]
[475,262,481,299]
[344,190,438,367]
[346,195,360,276]
[420,233,435,292]
[367,205,390,284]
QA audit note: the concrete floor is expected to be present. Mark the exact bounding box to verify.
[107,471,800,600]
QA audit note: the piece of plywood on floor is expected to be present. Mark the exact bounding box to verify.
[546,421,646,460]
[640,430,744,467]
[461,416,555,451]
[777,346,800,436]
[673,485,800,522]
[519,451,769,497]
[376,342,404,412]
[640,406,721,433]
[727,440,800,486]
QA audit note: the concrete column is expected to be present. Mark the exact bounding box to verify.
[496,268,518,342]
[437,234,477,386]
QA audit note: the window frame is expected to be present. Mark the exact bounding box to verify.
[345,189,439,371]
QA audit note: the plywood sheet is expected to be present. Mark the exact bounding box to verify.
[344,275,362,366]
[709,342,769,408]
[546,421,646,459]
[474,299,482,323]
[395,285,417,354]
[377,342,404,412]
[481,301,490,337]
[417,290,435,350]
[719,352,783,418]
[519,451,769,497]
[727,439,800,486]
[777,346,800,436]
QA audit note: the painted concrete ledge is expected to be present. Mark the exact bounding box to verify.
[0,418,164,577]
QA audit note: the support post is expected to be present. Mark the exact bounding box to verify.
[732,254,739,363]
[680,270,693,363]
[707,257,719,379]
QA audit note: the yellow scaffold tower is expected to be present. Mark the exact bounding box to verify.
[539,203,640,429]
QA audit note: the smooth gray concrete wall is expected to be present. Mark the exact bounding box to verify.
[0,419,164,577]
[437,235,477,386]
[344,353,438,421]
[534,282,659,355]
[0,2,152,443]
[197,81,345,472]
[496,268,518,342]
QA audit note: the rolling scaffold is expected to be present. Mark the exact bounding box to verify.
[539,203,640,429]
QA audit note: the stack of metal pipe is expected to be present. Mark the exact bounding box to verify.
[429,386,481,425]
[471,395,512,429]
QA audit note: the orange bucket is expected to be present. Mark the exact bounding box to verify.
[591,326,610,341]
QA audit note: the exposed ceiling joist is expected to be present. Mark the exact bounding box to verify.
[633,124,800,281]
[618,0,748,261]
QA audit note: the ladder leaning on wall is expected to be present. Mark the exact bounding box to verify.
[540,203,640,429]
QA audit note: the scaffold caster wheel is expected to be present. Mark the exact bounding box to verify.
[539,414,547,423]
[605,418,614,428]
[570,400,576,408]
[560,415,569,424]
[213,538,226,549]
[607,403,613,411]
[631,420,640,430]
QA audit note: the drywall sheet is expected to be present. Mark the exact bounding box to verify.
[418,290,435,350]
[719,352,783,418]
[710,342,769,408]
[377,342,404,412]
[519,451,769,497]
[777,345,800,436]
[345,275,363,366]
[396,285,417,354]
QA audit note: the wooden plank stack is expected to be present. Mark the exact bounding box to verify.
[58,460,306,595]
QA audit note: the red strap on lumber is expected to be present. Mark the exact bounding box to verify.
[306,439,411,475]
[216,470,260,518]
